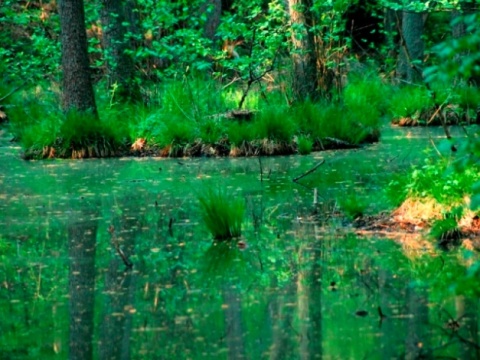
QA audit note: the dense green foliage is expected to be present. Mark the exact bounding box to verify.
[1,0,479,160]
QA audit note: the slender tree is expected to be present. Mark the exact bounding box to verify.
[58,0,98,114]
[100,0,141,103]
[287,0,319,101]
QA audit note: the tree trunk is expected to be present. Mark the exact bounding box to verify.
[201,0,222,41]
[59,0,97,114]
[396,11,424,84]
[287,0,319,102]
[101,0,141,103]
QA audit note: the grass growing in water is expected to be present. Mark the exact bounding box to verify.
[198,188,245,240]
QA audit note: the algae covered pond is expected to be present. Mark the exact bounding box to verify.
[0,126,479,359]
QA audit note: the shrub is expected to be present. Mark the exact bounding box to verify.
[198,188,245,240]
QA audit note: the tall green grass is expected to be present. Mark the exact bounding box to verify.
[198,188,245,240]
[387,85,433,120]
[253,105,297,142]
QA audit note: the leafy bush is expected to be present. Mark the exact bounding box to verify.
[405,157,480,205]
[198,188,245,240]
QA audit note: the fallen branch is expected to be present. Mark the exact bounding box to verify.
[108,225,133,269]
[293,160,325,183]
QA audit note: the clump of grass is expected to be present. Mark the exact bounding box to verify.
[56,110,123,158]
[343,76,390,117]
[161,115,197,145]
[430,207,463,248]
[388,86,433,122]
[8,87,62,148]
[339,192,368,220]
[199,118,225,144]
[254,105,297,142]
[297,135,313,155]
[198,188,245,240]
[227,121,255,146]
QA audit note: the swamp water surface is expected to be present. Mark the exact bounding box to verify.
[0,126,479,359]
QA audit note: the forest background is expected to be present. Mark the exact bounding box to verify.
[1,0,480,214]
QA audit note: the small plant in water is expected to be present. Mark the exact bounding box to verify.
[198,188,245,240]
[430,207,463,249]
[297,135,313,155]
[339,193,368,220]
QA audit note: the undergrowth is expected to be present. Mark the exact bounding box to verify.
[5,75,396,159]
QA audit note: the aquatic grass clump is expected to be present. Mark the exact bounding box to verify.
[297,135,313,155]
[388,86,433,123]
[227,121,255,146]
[198,188,245,240]
[339,192,368,219]
[162,115,197,145]
[56,110,123,158]
[7,87,62,148]
[343,76,390,117]
[254,105,297,142]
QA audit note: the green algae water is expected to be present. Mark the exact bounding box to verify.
[0,126,479,359]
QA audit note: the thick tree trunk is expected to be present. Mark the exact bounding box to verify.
[59,0,97,114]
[396,11,424,84]
[287,0,319,102]
[101,0,141,103]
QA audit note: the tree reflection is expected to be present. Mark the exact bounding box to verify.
[99,204,139,360]
[68,207,98,360]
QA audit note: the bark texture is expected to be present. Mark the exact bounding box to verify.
[396,11,424,84]
[59,0,97,113]
[288,0,319,101]
[201,0,222,41]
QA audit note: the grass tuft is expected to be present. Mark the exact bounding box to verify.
[198,188,245,240]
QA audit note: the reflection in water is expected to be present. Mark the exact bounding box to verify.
[223,287,246,360]
[68,205,98,360]
[404,285,429,359]
[99,202,139,360]
[1,126,480,358]
[455,296,480,360]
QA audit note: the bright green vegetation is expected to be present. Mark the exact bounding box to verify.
[2,1,480,357]
[1,1,479,160]
[5,76,389,159]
